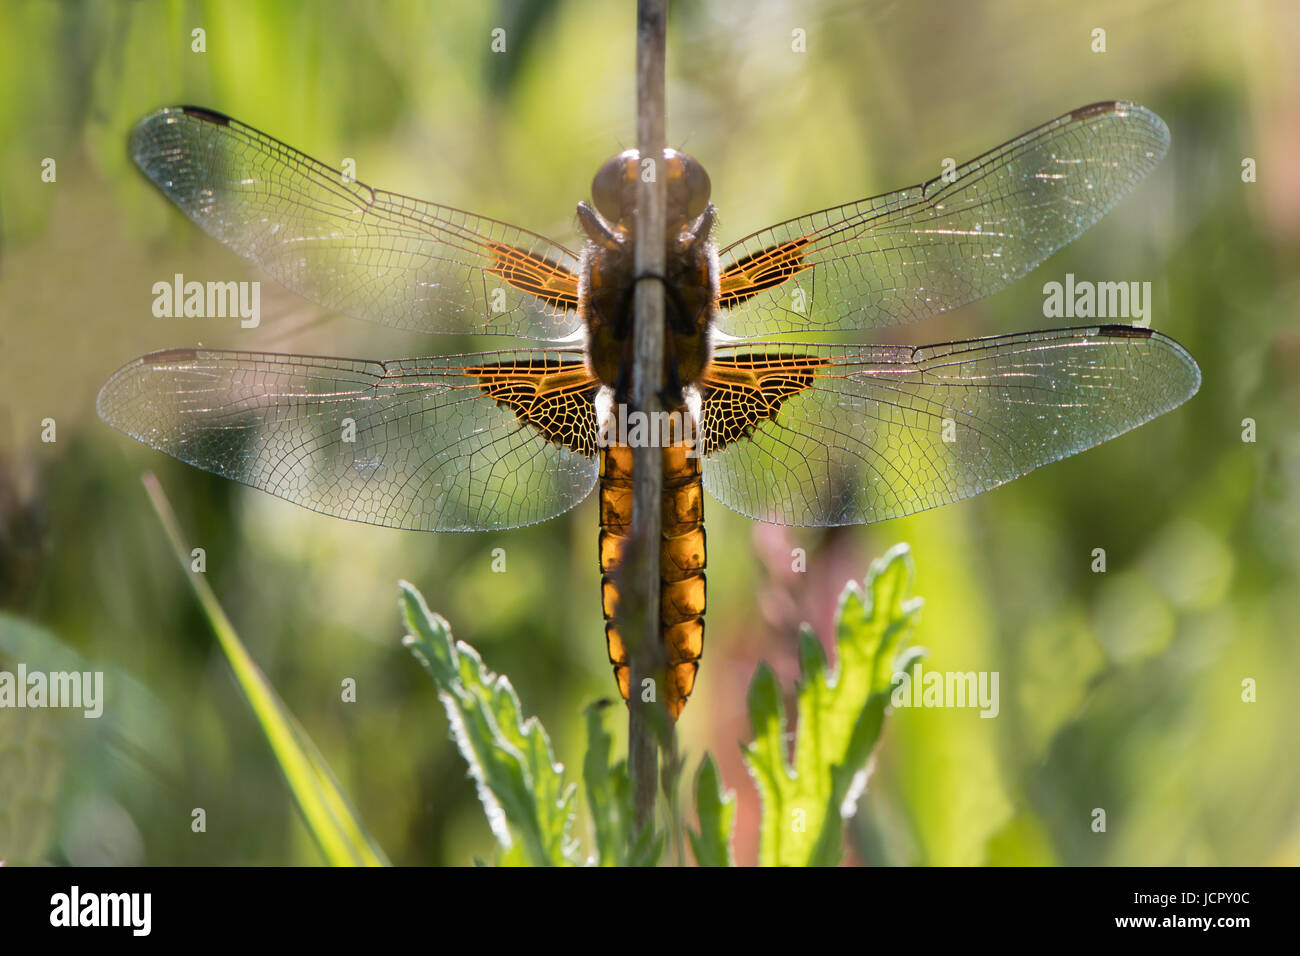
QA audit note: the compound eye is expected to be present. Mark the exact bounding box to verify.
[678,154,711,219]
[591,150,636,220]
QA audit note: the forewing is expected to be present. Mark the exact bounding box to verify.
[97,348,600,531]
[131,107,581,340]
[699,326,1200,526]
[716,101,1169,336]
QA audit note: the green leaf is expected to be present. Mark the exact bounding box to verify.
[0,611,174,762]
[142,474,387,867]
[400,580,579,866]
[0,613,177,864]
[742,543,924,866]
[687,754,736,866]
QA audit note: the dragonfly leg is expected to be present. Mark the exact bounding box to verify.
[659,332,686,409]
[612,331,636,408]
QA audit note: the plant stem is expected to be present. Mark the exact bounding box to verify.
[628,0,669,833]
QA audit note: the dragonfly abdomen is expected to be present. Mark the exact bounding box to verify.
[599,441,706,719]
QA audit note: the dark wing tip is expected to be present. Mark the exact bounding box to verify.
[178,105,232,126]
[133,104,231,131]
[1098,323,1154,338]
[1103,324,1202,402]
[130,106,233,170]
[1071,100,1126,121]
[1070,100,1170,157]
[1070,99,1153,121]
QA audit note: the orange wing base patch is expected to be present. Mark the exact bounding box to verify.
[699,352,831,452]
[718,235,815,309]
[467,358,599,456]
[485,242,581,312]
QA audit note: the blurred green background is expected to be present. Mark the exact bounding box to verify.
[1,0,1296,866]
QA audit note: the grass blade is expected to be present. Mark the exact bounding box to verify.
[142,473,387,867]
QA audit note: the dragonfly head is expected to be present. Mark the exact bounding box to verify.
[591,147,711,233]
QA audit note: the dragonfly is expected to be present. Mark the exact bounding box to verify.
[98,101,1200,718]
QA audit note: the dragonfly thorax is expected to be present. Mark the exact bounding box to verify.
[578,149,719,396]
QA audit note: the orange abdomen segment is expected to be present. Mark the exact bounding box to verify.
[599,442,705,719]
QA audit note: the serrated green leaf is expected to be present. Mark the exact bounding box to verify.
[400,581,578,866]
[687,754,736,866]
[745,661,791,783]
[797,624,828,683]
[742,543,924,866]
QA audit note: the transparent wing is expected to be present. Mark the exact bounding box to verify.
[97,348,601,531]
[699,326,1200,526]
[716,101,1169,337]
[131,106,582,340]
